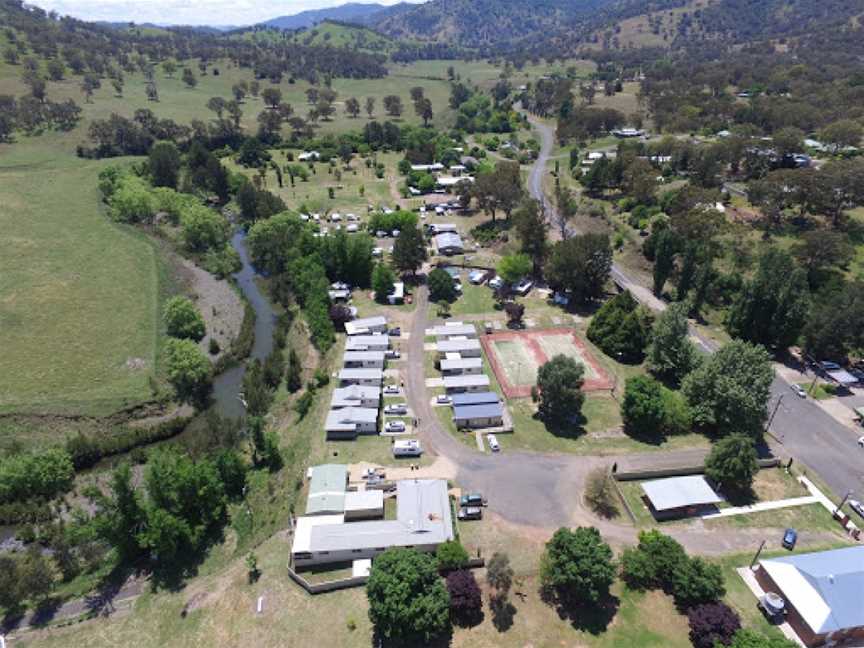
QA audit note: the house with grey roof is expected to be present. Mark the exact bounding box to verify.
[429,323,477,340]
[305,464,350,515]
[453,402,504,428]
[755,546,864,646]
[291,479,454,568]
[435,338,481,358]
[325,407,379,440]
[344,316,388,336]
[434,232,464,256]
[443,374,491,394]
[330,385,380,410]
[338,368,384,387]
[343,350,386,369]
[451,392,501,407]
[641,475,723,520]
[440,356,483,376]
[345,335,390,352]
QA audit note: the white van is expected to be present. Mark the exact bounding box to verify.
[393,439,423,457]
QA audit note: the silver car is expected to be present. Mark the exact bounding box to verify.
[849,499,864,520]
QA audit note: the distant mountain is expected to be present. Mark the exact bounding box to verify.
[262,3,413,31]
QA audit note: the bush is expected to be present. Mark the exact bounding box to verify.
[0,448,75,504]
[436,540,469,571]
[446,569,483,626]
[584,468,619,518]
[540,527,615,606]
[688,602,741,648]
[672,556,725,609]
[65,417,191,471]
[620,530,687,591]
[621,375,691,439]
[163,296,206,341]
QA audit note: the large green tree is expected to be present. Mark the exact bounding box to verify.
[163,296,206,341]
[727,248,809,351]
[497,253,532,285]
[372,263,397,303]
[803,280,864,361]
[536,354,585,424]
[705,434,759,498]
[428,267,458,302]
[392,226,428,278]
[545,233,613,303]
[149,140,181,189]
[587,291,651,362]
[681,340,773,438]
[366,548,451,644]
[164,338,212,407]
[647,302,698,384]
[513,199,548,275]
[621,375,690,439]
[540,527,615,606]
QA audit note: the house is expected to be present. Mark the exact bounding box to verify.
[430,323,476,340]
[428,223,458,235]
[291,479,453,568]
[436,338,482,358]
[343,351,386,369]
[387,282,405,305]
[754,546,864,647]
[338,368,384,387]
[298,151,320,162]
[325,407,379,440]
[451,392,501,407]
[436,176,473,190]
[305,464,350,515]
[453,402,504,428]
[330,384,381,409]
[304,464,383,518]
[345,335,390,352]
[443,374,491,394]
[440,356,483,376]
[641,476,723,520]
[344,316,388,336]
[410,163,445,173]
[434,232,464,256]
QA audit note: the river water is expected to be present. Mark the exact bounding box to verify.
[210,228,277,419]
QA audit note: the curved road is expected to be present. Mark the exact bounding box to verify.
[527,114,864,502]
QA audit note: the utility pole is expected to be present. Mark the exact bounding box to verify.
[836,489,854,515]
[766,394,784,439]
[750,539,766,570]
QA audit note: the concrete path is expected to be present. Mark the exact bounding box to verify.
[735,567,806,647]
[701,496,818,520]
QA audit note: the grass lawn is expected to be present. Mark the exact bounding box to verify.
[450,281,497,316]
[0,140,161,417]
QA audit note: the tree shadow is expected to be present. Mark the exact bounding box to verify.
[490,594,517,632]
[452,606,485,629]
[536,411,588,440]
[540,586,620,635]
[28,596,63,628]
[372,623,453,648]
[1,605,26,633]
[85,563,138,617]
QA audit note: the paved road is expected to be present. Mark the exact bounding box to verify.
[527,114,864,502]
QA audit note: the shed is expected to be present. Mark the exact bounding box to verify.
[641,475,723,520]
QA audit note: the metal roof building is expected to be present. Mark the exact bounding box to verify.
[443,374,490,393]
[292,479,454,567]
[440,357,483,374]
[345,335,390,351]
[756,546,864,646]
[344,316,388,336]
[451,391,501,407]
[436,338,481,356]
[325,407,379,439]
[453,402,504,428]
[306,464,349,515]
[338,368,384,386]
[641,476,723,520]
[434,232,464,255]
[429,323,477,339]
[330,384,380,409]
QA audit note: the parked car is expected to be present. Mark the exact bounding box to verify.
[858,436,864,448]
[372,247,383,257]
[376,230,388,238]
[384,421,406,433]
[383,384,399,395]
[459,493,487,507]
[782,528,797,550]
[790,384,807,398]
[488,276,504,290]
[457,506,483,521]
[513,279,533,296]
[392,229,400,237]
[389,327,401,336]
[487,433,501,452]
[385,349,401,359]
[849,499,864,520]
[468,270,488,285]
[820,361,842,371]
[436,394,451,404]
[553,291,570,306]
[384,404,407,415]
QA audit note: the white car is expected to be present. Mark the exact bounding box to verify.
[392,229,400,237]
[383,384,400,395]
[488,276,504,290]
[858,436,864,448]
[385,421,406,433]
[385,404,407,415]
[372,247,383,257]
[385,349,401,359]
[849,499,864,520]
[790,384,807,398]
[513,279,533,296]
[436,394,451,404]
[487,434,500,452]
[376,230,388,238]
[468,270,487,285]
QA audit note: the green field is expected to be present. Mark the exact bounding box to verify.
[0,140,161,416]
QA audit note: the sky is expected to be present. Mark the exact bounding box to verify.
[28,0,422,27]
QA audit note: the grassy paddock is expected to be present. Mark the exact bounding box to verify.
[0,142,161,416]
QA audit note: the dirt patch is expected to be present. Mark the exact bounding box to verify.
[175,257,243,363]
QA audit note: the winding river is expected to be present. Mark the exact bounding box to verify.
[210,229,277,419]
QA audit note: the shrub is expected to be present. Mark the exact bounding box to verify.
[620,530,687,591]
[584,469,619,518]
[446,569,483,626]
[672,556,725,609]
[163,296,206,341]
[436,540,469,571]
[688,602,741,648]
[587,291,651,362]
[540,526,615,606]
